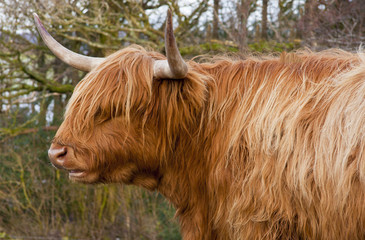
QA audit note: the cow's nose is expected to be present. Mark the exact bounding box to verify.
[48,143,68,168]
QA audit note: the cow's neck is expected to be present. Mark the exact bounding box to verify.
[156,134,232,239]
[158,155,214,239]
[153,65,235,239]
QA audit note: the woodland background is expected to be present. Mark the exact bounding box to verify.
[0,0,364,239]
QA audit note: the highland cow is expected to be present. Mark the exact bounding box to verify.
[35,10,365,240]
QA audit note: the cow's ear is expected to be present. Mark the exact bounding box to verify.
[153,9,188,80]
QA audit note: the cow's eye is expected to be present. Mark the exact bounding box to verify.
[95,107,102,118]
[94,107,105,121]
[94,107,112,123]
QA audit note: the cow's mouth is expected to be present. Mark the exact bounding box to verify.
[67,169,99,183]
[68,169,86,178]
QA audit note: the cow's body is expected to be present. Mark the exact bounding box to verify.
[34,12,365,240]
[156,50,365,239]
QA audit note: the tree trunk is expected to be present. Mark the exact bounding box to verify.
[38,96,52,127]
[238,0,252,52]
[261,0,268,40]
[303,0,317,48]
[212,0,220,39]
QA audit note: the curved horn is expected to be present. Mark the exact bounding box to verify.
[153,9,188,79]
[33,13,104,72]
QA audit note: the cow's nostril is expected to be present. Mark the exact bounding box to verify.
[48,145,68,167]
[48,147,67,158]
[59,148,67,157]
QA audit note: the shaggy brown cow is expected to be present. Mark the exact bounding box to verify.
[34,10,365,240]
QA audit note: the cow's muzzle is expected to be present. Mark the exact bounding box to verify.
[48,143,88,180]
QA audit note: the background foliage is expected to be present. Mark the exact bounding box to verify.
[0,0,364,239]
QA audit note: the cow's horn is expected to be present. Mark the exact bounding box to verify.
[33,13,104,72]
[153,9,188,79]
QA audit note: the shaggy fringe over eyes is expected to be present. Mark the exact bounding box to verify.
[64,46,155,136]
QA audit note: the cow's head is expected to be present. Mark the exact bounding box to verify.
[34,10,200,189]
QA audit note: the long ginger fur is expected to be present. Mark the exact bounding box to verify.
[54,45,365,239]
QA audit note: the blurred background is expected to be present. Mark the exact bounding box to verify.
[0,0,364,239]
